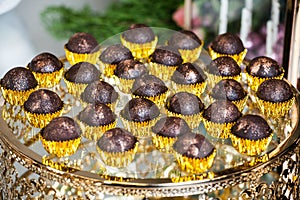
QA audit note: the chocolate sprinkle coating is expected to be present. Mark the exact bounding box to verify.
[207,56,241,76]
[77,103,116,126]
[99,44,133,64]
[1,67,38,91]
[231,114,272,140]
[121,98,160,122]
[173,132,215,159]
[202,100,242,123]
[211,79,246,101]
[28,52,63,73]
[256,79,294,103]
[64,62,101,84]
[132,74,168,97]
[41,116,81,141]
[122,23,155,43]
[151,116,190,138]
[81,80,119,104]
[24,89,63,114]
[66,32,99,53]
[97,128,137,153]
[166,92,204,115]
[246,56,283,78]
[171,62,206,84]
[168,30,202,50]
[150,45,183,66]
[115,59,148,79]
[210,33,245,55]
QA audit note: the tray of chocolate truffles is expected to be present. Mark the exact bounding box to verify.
[0,25,299,192]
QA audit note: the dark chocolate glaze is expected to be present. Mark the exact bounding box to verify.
[256,79,294,103]
[171,62,206,84]
[122,23,155,43]
[41,116,81,141]
[203,100,242,123]
[173,132,215,159]
[28,52,63,73]
[151,116,190,138]
[77,103,116,126]
[81,80,119,104]
[99,44,133,64]
[97,128,137,153]
[1,67,38,91]
[168,30,202,50]
[246,56,284,78]
[210,33,245,55]
[132,74,168,97]
[207,56,241,76]
[115,59,148,79]
[121,98,160,122]
[150,45,183,66]
[211,79,246,101]
[24,89,63,114]
[64,62,100,84]
[166,92,204,115]
[66,32,99,53]
[231,114,272,140]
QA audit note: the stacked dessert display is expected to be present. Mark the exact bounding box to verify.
[0,25,299,199]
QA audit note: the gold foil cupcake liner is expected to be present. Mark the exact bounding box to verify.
[149,62,178,81]
[31,65,64,88]
[120,115,160,137]
[64,46,101,65]
[1,86,37,106]
[98,61,117,78]
[174,149,216,174]
[40,135,81,157]
[166,110,202,130]
[64,78,89,98]
[171,81,207,98]
[152,133,177,153]
[255,96,295,119]
[230,133,273,156]
[120,36,158,59]
[115,77,135,94]
[210,95,248,112]
[206,73,241,88]
[202,118,235,139]
[132,90,169,108]
[178,43,204,63]
[208,47,247,66]
[77,119,117,141]
[96,142,139,168]
[24,108,64,128]
[246,72,284,91]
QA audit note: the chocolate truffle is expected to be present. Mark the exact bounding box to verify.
[210,33,245,55]
[41,116,81,141]
[246,56,284,78]
[115,59,148,79]
[171,62,206,84]
[1,67,38,91]
[207,56,241,76]
[211,79,246,101]
[121,23,155,44]
[202,100,242,124]
[64,62,101,84]
[28,52,63,73]
[65,32,100,53]
[97,128,137,153]
[132,74,168,97]
[120,98,160,122]
[24,89,63,114]
[166,92,204,115]
[80,80,119,105]
[168,30,202,50]
[173,132,215,159]
[256,79,294,103]
[77,103,116,126]
[150,45,183,66]
[152,116,190,138]
[99,44,133,65]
